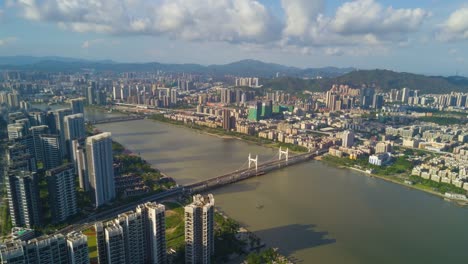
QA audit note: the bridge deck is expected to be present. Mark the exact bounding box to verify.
[87,116,145,125]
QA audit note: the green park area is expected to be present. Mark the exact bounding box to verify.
[0,202,12,237]
[83,228,97,263]
[416,116,466,126]
[322,153,466,196]
[322,155,413,177]
[408,176,466,195]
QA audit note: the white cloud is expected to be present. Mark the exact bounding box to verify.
[81,39,104,49]
[331,0,427,35]
[281,0,324,37]
[281,0,429,48]
[438,8,468,41]
[0,37,17,46]
[10,0,429,56]
[324,47,344,56]
[12,0,280,44]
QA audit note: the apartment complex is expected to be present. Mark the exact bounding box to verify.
[185,194,215,264]
[96,202,167,264]
[86,132,115,207]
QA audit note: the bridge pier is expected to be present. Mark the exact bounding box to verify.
[279,147,289,162]
[248,153,258,172]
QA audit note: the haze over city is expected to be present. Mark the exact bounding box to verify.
[1,0,468,75]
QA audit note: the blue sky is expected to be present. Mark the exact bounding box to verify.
[0,0,468,76]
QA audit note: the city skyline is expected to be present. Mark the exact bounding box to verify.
[0,0,468,75]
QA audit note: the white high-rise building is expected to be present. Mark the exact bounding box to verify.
[64,114,85,141]
[53,108,73,158]
[86,132,115,207]
[29,125,49,163]
[116,211,146,264]
[26,234,68,263]
[7,123,25,140]
[105,223,126,264]
[72,138,89,191]
[0,234,78,264]
[113,86,121,100]
[64,114,86,158]
[0,240,25,263]
[141,202,167,264]
[96,202,167,264]
[70,98,85,115]
[66,232,90,264]
[46,164,78,223]
[40,134,62,170]
[185,194,215,264]
[6,171,41,228]
[342,130,355,148]
[401,87,410,104]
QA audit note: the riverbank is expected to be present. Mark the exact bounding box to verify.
[90,122,293,263]
[86,106,468,263]
[85,105,307,153]
[162,201,293,264]
[149,113,309,153]
[322,155,468,206]
[150,112,468,205]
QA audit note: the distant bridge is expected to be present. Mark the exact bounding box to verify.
[87,115,145,125]
[184,148,328,194]
[56,147,327,235]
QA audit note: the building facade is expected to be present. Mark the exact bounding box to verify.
[95,202,167,264]
[46,164,78,223]
[185,194,215,264]
[5,171,41,228]
[86,132,115,207]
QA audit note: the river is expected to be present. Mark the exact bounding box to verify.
[90,109,468,264]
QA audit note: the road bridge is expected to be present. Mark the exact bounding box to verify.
[184,149,327,194]
[56,148,327,235]
[87,115,145,125]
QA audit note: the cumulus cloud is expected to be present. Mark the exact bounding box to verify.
[10,0,429,55]
[12,0,281,43]
[281,0,429,47]
[281,0,324,37]
[0,37,17,46]
[438,8,468,41]
[331,0,427,35]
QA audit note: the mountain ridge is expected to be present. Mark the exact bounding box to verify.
[0,56,354,78]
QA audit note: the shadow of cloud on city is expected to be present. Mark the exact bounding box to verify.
[253,224,336,260]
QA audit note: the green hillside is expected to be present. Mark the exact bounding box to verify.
[264,70,468,94]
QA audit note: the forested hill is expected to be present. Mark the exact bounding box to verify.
[264,70,468,94]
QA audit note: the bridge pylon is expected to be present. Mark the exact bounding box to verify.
[279,147,289,162]
[248,153,258,172]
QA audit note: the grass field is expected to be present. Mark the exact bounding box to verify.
[83,227,97,263]
[164,202,185,250]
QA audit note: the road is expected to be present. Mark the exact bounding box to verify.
[57,149,326,235]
